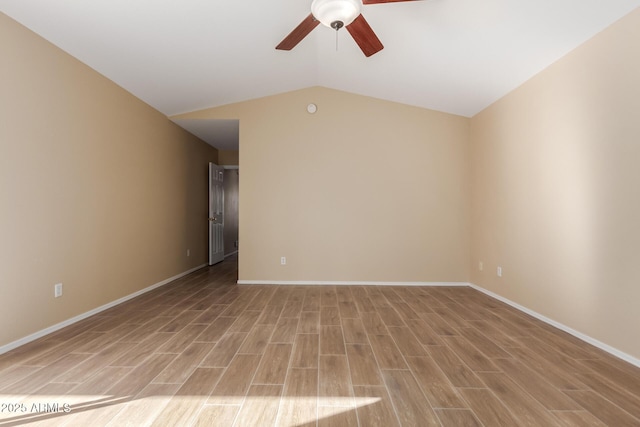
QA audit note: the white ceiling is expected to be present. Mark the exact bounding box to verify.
[3,0,640,150]
[172,118,239,151]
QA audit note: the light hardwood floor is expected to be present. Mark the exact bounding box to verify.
[1,255,639,426]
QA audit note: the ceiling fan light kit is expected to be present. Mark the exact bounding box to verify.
[311,0,361,29]
[276,0,422,57]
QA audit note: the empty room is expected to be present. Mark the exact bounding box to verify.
[1,1,640,426]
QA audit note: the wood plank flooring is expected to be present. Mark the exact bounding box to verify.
[1,255,639,426]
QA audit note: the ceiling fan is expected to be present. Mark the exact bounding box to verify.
[276,0,422,57]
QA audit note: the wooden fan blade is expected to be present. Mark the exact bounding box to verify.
[276,14,320,50]
[363,0,421,4]
[346,14,384,57]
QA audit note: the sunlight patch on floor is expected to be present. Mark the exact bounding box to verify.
[0,394,380,426]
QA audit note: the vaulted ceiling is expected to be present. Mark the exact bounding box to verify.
[3,0,640,149]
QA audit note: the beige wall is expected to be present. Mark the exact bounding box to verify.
[470,9,640,359]
[218,150,239,166]
[174,87,471,283]
[0,14,218,348]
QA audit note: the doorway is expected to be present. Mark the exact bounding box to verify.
[208,162,224,265]
[222,167,239,258]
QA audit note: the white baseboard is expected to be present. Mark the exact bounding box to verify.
[469,283,640,368]
[0,264,207,356]
[224,250,238,258]
[237,280,469,287]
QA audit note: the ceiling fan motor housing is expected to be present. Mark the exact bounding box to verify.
[311,0,362,28]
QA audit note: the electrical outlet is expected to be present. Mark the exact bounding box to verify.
[281,257,286,265]
[479,261,484,271]
[187,249,190,257]
[54,283,63,298]
[497,266,502,277]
